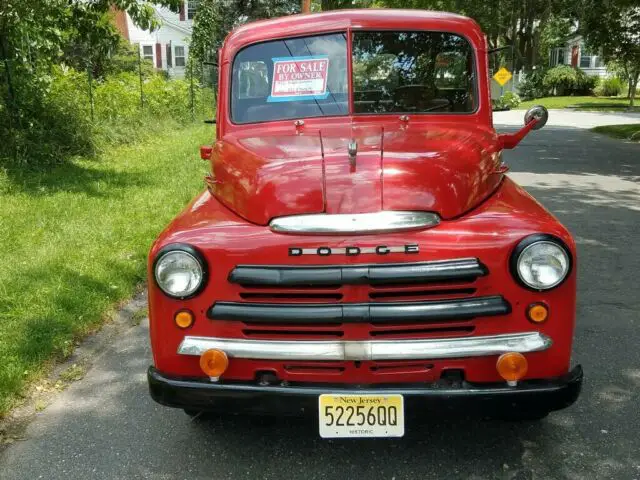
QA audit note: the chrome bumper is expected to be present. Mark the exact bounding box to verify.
[177,332,552,362]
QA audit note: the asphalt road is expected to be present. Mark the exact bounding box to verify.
[2,119,640,479]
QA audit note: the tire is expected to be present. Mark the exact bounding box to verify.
[183,409,204,418]
[495,410,549,422]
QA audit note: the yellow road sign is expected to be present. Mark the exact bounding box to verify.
[493,67,513,86]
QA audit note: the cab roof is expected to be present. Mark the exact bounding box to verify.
[223,9,486,57]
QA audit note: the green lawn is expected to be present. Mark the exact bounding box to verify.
[591,124,640,142]
[0,123,211,415]
[517,96,638,111]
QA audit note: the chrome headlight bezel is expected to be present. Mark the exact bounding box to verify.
[510,234,572,291]
[153,244,208,299]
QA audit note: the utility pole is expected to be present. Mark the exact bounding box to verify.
[302,0,311,13]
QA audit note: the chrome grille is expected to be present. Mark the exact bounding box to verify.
[219,258,506,341]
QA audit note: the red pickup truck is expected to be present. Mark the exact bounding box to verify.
[147,9,582,438]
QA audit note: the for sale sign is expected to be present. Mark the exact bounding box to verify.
[268,56,330,102]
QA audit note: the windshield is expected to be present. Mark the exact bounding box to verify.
[352,31,475,114]
[230,31,476,124]
[231,33,348,124]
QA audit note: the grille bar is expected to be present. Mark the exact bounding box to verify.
[208,296,510,324]
[229,259,487,287]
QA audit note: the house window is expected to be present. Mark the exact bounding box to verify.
[580,49,592,68]
[142,45,154,63]
[550,48,566,66]
[174,46,186,67]
[187,0,199,20]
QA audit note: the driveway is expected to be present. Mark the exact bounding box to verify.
[2,121,640,479]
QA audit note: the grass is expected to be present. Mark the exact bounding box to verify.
[517,96,638,111]
[591,124,640,142]
[0,123,211,415]
[131,308,148,326]
[58,364,87,383]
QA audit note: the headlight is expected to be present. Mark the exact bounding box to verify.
[154,245,207,299]
[511,235,571,290]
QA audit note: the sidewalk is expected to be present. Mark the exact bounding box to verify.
[494,108,640,128]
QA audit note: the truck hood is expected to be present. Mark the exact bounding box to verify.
[211,124,503,226]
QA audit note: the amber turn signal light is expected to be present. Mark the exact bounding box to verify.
[496,352,528,386]
[174,310,195,329]
[527,303,549,323]
[200,349,229,379]
[200,145,213,160]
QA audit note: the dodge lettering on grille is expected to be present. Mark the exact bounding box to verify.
[288,245,419,256]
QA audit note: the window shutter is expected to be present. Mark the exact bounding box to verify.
[179,2,185,21]
[166,43,172,68]
[155,43,162,68]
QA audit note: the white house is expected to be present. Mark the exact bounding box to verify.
[115,1,199,78]
[549,34,608,77]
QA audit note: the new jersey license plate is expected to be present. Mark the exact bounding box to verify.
[318,394,405,438]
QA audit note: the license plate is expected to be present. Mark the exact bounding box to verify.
[318,394,405,438]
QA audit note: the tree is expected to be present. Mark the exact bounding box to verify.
[582,1,640,106]
[0,0,180,160]
[378,0,580,73]
[189,0,301,69]
[189,0,378,69]
[0,1,180,78]
[321,0,359,9]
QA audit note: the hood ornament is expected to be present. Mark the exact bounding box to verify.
[348,139,358,170]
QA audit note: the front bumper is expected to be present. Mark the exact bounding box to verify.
[148,365,583,417]
[176,331,552,361]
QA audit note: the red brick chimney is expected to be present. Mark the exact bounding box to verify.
[111,7,130,40]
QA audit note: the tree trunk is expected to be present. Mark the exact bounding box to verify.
[531,3,550,70]
[0,33,18,127]
[630,73,638,107]
[508,1,518,71]
[522,0,536,71]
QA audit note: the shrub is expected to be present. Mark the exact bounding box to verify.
[574,69,599,95]
[543,65,598,96]
[493,91,521,110]
[101,40,156,78]
[543,65,578,95]
[0,66,95,164]
[518,68,549,100]
[596,77,623,97]
[1,66,213,167]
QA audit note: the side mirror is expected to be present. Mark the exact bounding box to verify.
[524,105,548,130]
[498,105,549,149]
